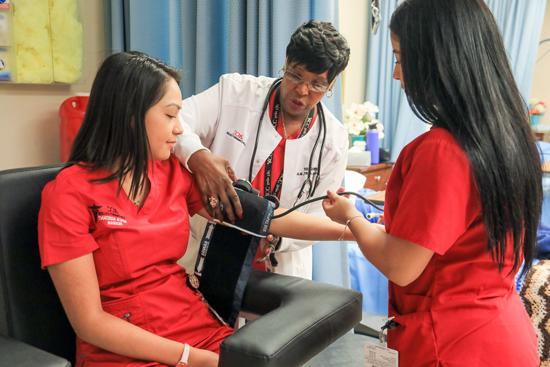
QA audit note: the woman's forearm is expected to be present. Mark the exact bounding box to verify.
[76,311,185,365]
[348,217,395,278]
[347,217,433,286]
[49,255,218,367]
[76,311,218,367]
[269,208,354,241]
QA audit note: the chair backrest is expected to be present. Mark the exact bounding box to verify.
[0,166,75,363]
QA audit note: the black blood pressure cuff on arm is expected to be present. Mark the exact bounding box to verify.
[220,187,276,237]
[198,226,261,325]
[193,183,276,325]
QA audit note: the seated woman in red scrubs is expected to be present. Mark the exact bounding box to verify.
[323,0,541,366]
[38,51,354,367]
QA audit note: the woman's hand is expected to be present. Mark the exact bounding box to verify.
[188,346,219,367]
[322,190,362,224]
[188,150,243,222]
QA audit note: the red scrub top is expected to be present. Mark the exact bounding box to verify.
[38,155,233,367]
[384,128,539,366]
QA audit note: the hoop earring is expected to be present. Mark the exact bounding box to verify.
[326,89,333,98]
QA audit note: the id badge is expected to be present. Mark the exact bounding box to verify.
[364,316,399,367]
[365,342,398,367]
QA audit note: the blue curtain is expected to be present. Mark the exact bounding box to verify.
[365,0,425,161]
[108,0,348,287]
[485,0,547,98]
[366,0,547,160]
[108,0,342,117]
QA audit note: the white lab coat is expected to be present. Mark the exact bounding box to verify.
[175,73,348,279]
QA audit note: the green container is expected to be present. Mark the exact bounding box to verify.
[350,134,365,146]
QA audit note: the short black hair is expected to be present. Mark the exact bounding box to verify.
[286,20,350,82]
[68,51,181,200]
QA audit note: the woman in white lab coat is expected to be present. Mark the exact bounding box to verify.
[175,20,350,279]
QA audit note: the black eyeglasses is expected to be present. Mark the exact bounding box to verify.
[283,68,330,94]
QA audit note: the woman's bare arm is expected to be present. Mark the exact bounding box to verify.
[322,191,433,286]
[48,254,218,367]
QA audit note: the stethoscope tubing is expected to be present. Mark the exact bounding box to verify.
[248,78,326,202]
[248,79,281,183]
[272,191,384,219]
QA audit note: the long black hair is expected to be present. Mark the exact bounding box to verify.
[68,51,180,201]
[390,0,542,274]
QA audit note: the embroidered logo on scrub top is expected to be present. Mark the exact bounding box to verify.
[226,129,246,145]
[89,204,127,229]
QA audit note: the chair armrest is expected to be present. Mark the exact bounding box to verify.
[220,271,362,367]
[0,335,70,367]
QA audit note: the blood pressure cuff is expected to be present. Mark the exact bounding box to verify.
[194,187,276,325]
[220,187,276,238]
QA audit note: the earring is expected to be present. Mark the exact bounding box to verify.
[326,89,333,98]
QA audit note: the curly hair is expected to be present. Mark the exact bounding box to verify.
[286,20,350,82]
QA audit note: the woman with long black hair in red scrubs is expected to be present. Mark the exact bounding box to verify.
[323,0,541,365]
[38,51,354,367]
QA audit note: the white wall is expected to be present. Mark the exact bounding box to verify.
[530,1,550,125]
[0,1,106,170]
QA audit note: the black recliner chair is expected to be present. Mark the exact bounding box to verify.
[0,165,362,367]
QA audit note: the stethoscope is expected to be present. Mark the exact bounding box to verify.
[247,78,327,206]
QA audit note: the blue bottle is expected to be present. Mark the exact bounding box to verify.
[367,129,380,164]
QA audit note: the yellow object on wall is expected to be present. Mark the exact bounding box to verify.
[50,0,82,83]
[11,0,82,84]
